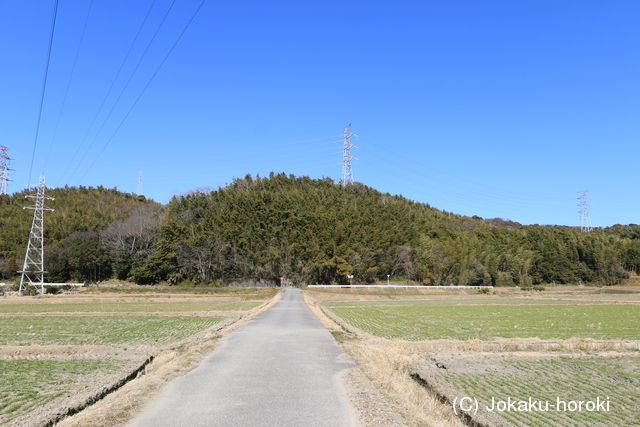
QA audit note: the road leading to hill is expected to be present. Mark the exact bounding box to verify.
[129,288,356,427]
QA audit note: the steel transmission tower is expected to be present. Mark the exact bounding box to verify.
[341,124,355,186]
[19,174,54,295]
[137,171,143,195]
[0,145,10,195]
[577,190,593,233]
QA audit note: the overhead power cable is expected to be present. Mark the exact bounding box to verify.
[60,0,158,186]
[68,0,177,182]
[361,136,565,207]
[78,0,207,181]
[143,137,343,159]
[44,0,95,166]
[27,0,60,187]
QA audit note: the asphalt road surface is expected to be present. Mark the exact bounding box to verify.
[129,288,356,427]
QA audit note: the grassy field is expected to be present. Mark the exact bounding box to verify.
[0,301,261,313]
[444,356,640,426]
[0,287,275,425]
[324,298,622,306]
[0,315,223,346]
[323,300,640,340]
[0,359,120,425]
[83,286,279,296]
[311,287,640,426]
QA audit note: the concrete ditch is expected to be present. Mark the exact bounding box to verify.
[44,355,155,427]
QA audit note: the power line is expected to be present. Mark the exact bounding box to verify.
[353,136,551,213]
[44,0,95,166]
[141,136,342,159]
[360,136,566,208]
[68,0,177,183]
[59,0,158,186]
[78,0,207,180]
[27,0,60,187]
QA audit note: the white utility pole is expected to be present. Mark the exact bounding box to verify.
[18,174,54,295]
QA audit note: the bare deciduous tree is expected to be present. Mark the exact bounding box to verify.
[101,206,160,255]
[391,245,414,278]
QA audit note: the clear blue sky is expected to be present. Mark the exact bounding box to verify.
[1,0,638,227]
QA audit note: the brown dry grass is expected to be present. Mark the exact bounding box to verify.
[0,290,275,305]
[57,291,281,427]
[306,287,640,427]
[0,310,251,317]
[306,286,640,304]
[307,288,484,302]
[304,292,462,427]
[624,274,640,287]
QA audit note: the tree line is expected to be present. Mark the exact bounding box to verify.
[1,174,639,286]
[0,186,159,282]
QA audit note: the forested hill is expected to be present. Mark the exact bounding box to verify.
[0,186,159,280]
[136,174,639,286]
[1,175,639,286]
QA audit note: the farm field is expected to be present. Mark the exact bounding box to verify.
[323,301,640,340]
[307,286,640,426]
[323,298,624,306]
[0,359,120,425]
[0,315,222,346]
[0,287,275,426]
[0,300,261,313]
[440,355,640,426]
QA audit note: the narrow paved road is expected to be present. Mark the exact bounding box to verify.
[129,288,356,427]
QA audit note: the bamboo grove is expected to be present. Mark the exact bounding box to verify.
[1,174,639,286]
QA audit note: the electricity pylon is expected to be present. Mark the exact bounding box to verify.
[0,146,10,195]
[341,124,355,186]
[137,170,143,195]
[577,190,593,233]
[19,174,54,295]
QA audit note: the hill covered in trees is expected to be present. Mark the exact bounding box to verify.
[135,174,638,286]
[0,186,160,281]
[1,174,639,286]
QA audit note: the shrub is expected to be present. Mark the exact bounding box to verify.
[45,285,61,295]
[520,285,545,291]
[177,280,196,288]
[22,284,39,296]
[495,271,514,287]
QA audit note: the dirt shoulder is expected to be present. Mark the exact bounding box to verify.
[304,292,461,427]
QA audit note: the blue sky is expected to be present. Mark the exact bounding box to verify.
[1,0,638,226]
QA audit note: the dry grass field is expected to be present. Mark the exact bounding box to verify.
[0,287,277,426]
[307,285,640,426]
